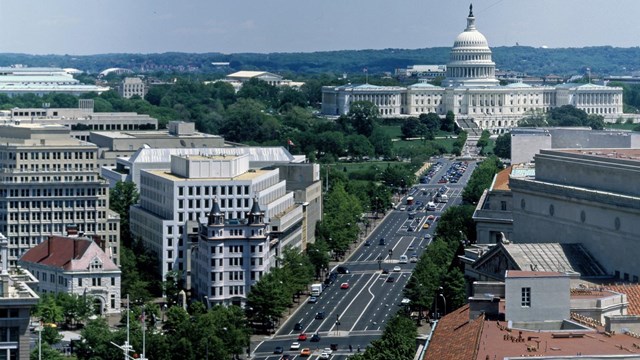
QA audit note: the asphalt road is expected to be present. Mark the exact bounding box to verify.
[252,158,476,360]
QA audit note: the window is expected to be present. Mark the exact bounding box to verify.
[500,201,507,211]
[521,287,531,307]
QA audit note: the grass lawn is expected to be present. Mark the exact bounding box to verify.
[481,139,495,155]
[604,123,638,131]
[379,125,403,139]
[392,137,457,153]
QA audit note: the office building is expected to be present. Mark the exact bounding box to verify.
[0,124,121,266]
[130,152,321,287]
[117,77,147,99]
[0,233,39,360]
[192,199,269,307]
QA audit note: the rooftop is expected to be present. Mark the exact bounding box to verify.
[558,148,640,163]
[506,270,567,278]
[146,168,273,182]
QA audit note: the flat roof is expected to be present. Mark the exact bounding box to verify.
[91,130,222,139]
[557,148,640,163]
[506,270,567,278]
[146,168,272,182]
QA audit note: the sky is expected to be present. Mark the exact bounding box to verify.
[0,0,638,55]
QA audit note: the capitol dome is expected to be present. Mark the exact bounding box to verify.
[442,4,499,88]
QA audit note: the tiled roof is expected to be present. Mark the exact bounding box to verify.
[19,236,118,272]
[423,304,484,360]
[604,283,640,315]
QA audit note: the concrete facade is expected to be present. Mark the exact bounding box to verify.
[505,271,571,324]
[0,124,121,266]
[118,77,147,99]
[510,149,640,282]
[511,127,640,164]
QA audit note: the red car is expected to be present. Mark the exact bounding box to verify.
[340,282,350,289]
[298,333,307,341]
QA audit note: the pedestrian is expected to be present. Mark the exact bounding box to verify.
[357,345,361,353]
[349,344,352,352]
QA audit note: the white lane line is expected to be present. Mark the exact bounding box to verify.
[327,273,379,332]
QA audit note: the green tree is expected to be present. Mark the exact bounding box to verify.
[345,101,379,137]
[493,132,511,159]
[441,111,456,132]
[400,117,423,139]
[34,294,64,325]
[220,98,272,143]
[245,271,289,330]
[109,181,139,247]
[236,78,279,108]
[30,343,65,360]
[368,127,393,158]
[57,292,94,327]
[519,109,548,127]
[461,156,501,205]
[346,134,374,159]
[419,112,441,133]
[306,240,331,279]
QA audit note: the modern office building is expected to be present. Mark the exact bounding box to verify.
[322,7,625,132]
[91,121,225,169]
[0,233,39,360]
[0,66,108,96]
[130,151,321,287]
[19,234,121,314]
[0,124,121,266]
[0,100,158,143]
[117,77,147,99]
[192,199,269,307]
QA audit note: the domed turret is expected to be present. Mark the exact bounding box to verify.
[442,4,499,88]
[247,197,264,225]
[207,198,224,226]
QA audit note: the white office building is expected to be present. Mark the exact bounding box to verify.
[130,152,318,284]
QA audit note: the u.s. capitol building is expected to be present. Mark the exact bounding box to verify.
[321,6,624,133]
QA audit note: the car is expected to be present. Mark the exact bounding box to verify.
[386,276,395,283]
[300,348,311,357]
[319,352,331,359]
[401,298,411,305]
[407,226,414,232]
[427,215,435,221]
[423,223,430,229]
[311,333,321,342]
[280,355,291,360]
[407,245,415,252]
[315,311,325,320]
[379,238,386,245]
[308,296,317,304]
[336,266,350,274]
[340,282,350,289]
[330,343,339,351]
[298,333,307,341]
[364,240,371,246]
[290,342,301,350]
[381,268,389,274]
[398,254,408,264]
[393,266,402,272]
[424,234,432,240]
[294,322,303,331]
[274,346,284,354]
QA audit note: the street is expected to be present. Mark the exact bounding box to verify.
[252,158,476,360]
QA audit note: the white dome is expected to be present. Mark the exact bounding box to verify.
[453,30,489,48]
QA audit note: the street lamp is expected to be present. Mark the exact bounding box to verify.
[439,293,447,317]
[377,255,382,270]
[37,322,43,360]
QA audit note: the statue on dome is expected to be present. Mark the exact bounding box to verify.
[469,3,474,17]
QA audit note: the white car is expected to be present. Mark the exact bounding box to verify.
[323,348,333,355]
[393,266,402,272]
[290,342,301,350]
[401,298,411,305]
[319,352,331,359]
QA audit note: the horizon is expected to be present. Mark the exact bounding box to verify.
[0,0,637,56]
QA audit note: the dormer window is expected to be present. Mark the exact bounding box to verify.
[90,257,103,271]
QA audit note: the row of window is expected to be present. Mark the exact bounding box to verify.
[14,151,95,160]
[2,187,104,198]
[177,185,251,197]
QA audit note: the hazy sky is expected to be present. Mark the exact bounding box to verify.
[0,0,637,55]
